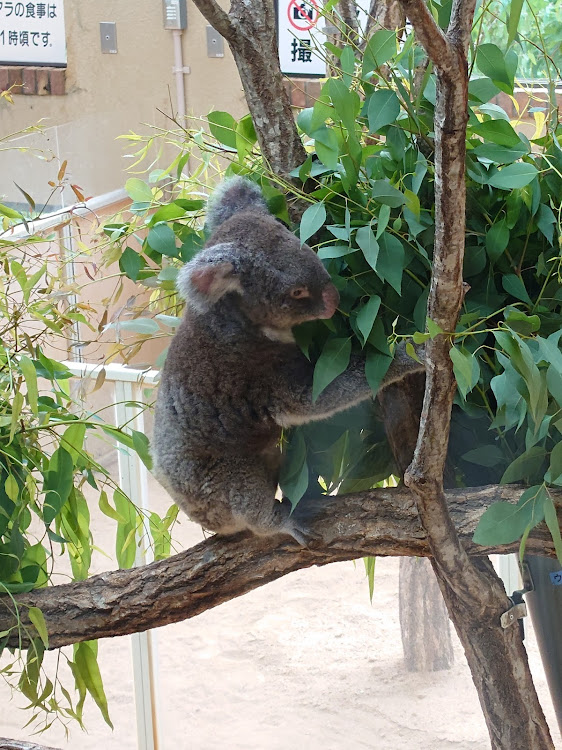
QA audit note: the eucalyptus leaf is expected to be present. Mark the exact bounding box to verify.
[312,338,352,401]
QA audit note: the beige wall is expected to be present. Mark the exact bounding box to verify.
[1,0,246,207]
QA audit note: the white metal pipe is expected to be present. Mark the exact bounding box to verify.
[61,360,160,385]
[2,188,129,240]
[172,29,187,119]
[114,380,160,750]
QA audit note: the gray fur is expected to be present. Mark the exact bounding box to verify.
[205,176,268,232]
[152,178,424,544]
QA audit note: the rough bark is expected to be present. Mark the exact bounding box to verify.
[365,0,406,40]
[0,486,559,651]
[191,0,308,194]
[397,1,554,747]
[398,557,454,671]
[379,375,454,672]
[0,740,60,750]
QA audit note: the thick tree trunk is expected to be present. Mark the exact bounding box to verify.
[379,375,454,671]
[398,1,554,747]
[0,485,558,651]
[191,0,308,196]
[399,557,454,671]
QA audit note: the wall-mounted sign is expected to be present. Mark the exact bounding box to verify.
[0,1,66,66]
[278,0,326,78]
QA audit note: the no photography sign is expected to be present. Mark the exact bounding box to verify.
[278,0,326,77]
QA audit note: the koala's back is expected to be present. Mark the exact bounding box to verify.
[153,309,296,459]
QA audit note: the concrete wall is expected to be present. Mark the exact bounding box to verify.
[0,0,246,208]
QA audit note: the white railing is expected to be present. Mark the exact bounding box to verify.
[6,193,161,750]
[63,361,161,750]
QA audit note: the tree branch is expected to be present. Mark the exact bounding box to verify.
[396,2,554,746]
[397,0,451,66]
[0,485,559,651]
[190,0,237,43]
[0,739,61,750]
[448,0,479,50]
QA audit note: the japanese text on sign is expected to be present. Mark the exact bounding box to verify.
[0,1,66,66]
[278,0,326,77]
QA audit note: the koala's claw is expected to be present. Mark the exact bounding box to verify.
[282,516,320,547]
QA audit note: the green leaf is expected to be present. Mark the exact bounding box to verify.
[132,431,153,471]
[125,178,152,203]
[28,607,48,648]
[363,556,376,603]
[207,111,237,149]
[546,441,562,485]
[371,181,406,207]
[118,318,161,334]
[485,218,509,262]
[536,203,556,244]
[18,355,38,417]
[376,232,404,293]
[473,485,546,546]
[155,313,181,328]
[506,0,524,48]
[314,128,340,170]
[502,274,533,305]
[504,309,540,336]
[367,90,400,133]
[317,245,357,259]
[235,113,257,162]
[356,296,381,347]
[475,43,514,92]
[363,30,396,76]
[468,77,501,104]
[365,350,392,393]
[98,490,125,523]
[471,119,522,147]
[312,338,352,401]
[543,493,562,565]
[73,642,113,728]
[462,445,505,468]
[488,163,539,190]
[340,45,355,88]
[279,431,309,508]
[146,223,179,257]
[328,78,359,134]
[0,202,24,220]
[62,423,87,462]
[43,447,74,525]
[356,225,379,271]
[450,346,480,399]
[501,446,546,484]
[474,141,529,164]
[119,247,143,282]
[300,203,326,245]
[114,489,138,569]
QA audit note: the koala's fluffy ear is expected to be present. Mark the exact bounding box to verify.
[206,176,269,232]
[177,243,242,310]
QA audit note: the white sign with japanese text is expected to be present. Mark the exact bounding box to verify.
[0,1,66,66]
[278,0,326,77]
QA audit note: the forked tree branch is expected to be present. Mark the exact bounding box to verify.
[190,0,236,42]
[0,486,559,651]
[396,2,554,747]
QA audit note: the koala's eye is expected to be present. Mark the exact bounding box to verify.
[290,286,310,299]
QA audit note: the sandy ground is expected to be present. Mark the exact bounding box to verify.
[0,467,561,750]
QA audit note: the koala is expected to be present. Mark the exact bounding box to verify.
[152,177,424,544]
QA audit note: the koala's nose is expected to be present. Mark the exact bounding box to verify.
[318,284,340,319]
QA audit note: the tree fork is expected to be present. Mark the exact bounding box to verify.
[398,0,555,746]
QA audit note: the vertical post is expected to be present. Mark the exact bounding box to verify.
[114,380,159,750]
